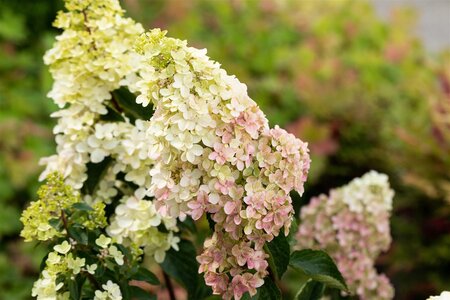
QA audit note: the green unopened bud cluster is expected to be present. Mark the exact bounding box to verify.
[21,173,83,242]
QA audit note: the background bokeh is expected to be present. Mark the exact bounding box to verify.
[0,0,449,299]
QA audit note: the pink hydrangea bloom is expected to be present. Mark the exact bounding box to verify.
[296,171,395,300]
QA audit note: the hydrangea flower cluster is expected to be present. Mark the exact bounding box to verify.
[131,31,310,298]
[107,195,180,263]
[41,0,144,189]
[37,0,310,299]
[296,171,394,300]
[32,238,125,300]
[21,174,131,300]
[20,173,106,242]
[40,0,179,264]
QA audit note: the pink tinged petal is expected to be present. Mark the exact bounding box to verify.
[224,201,236,215]
[209,193,220,204]
[244,224,253,235]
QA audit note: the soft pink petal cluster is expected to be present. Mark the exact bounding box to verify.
[296,171,394,300]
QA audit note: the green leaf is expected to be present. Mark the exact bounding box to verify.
[254,277,282,300]
[105,258,118,271]
[160,239,211,300]
[206,213,216,231]
[295,279,325,300]
[118,280,131,300]
[67,226,88,245]
[72,202,93,211]
[68,279,79,300]
[0,9,27,42]
[241,277,282,300]
[129,286,157,300]
[132,267,160,285]
[39,253,49,272]
[287,217,299,246]
[48,218,61,230]
[116,243,133,265]
[265,232,290,279]
[289,249,347,291]
[192,282,213,300]
[178,216,197,233]
[81,156,113,195]
[96,264,105,277]
[100,106,125,122]
[112,87,153,121]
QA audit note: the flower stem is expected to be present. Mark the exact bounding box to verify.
[163,271,176,300]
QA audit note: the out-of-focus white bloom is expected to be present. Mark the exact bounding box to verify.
[428,292,450,300]
[341,171,393,214]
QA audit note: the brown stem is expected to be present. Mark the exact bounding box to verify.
[163,271,176,300]
[82,9,98,51]
[111,93,124,113]
[84,271,101,290]
[61,209,72,239]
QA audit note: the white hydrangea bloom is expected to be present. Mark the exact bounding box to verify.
[428,292,450,300]
[341,171,394,214]
[32,270,65,300]
[40,0,144,189]
[107,195,179,263]
[32,248,87,300]
[40,0,180,272]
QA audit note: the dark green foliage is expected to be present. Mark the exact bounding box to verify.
[81,157,113,195]
[295,280,325,300]
[289,249,347,291]
[160,239,212,300]
[112,87,154,122]
[253,277,282,300]
[132,268,160,285]
[265,233,290,279]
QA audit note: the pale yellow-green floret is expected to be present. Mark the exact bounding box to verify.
[20,172,108,243]
[20,173,79,242]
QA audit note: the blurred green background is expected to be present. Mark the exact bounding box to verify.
[0,0,449,299]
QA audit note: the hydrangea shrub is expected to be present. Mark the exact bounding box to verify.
[20,0,349,299]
